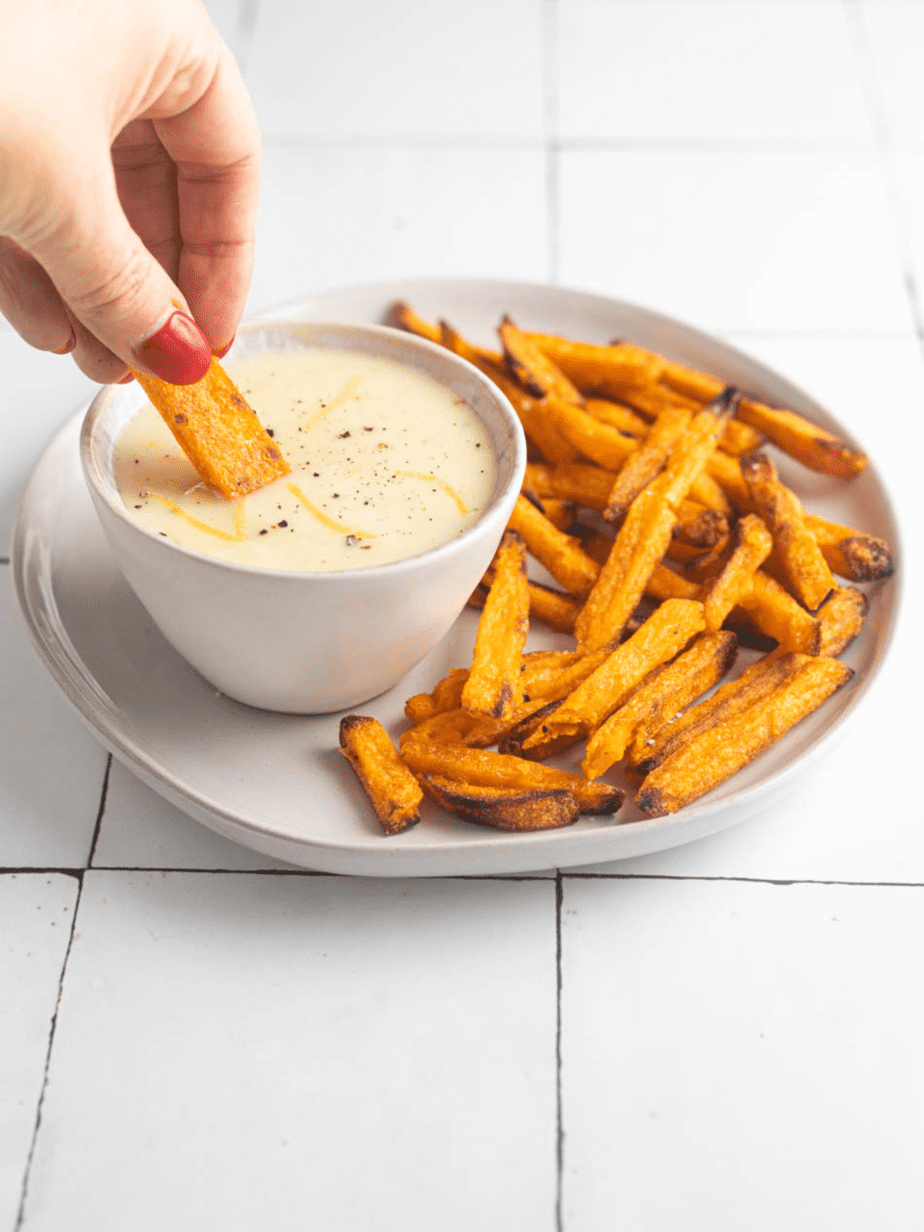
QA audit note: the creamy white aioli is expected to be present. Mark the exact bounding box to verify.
[114,347,497,571]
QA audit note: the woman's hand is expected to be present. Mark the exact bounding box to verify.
[0,0,261,384]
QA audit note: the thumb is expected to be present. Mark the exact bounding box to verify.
[22,156,212,385]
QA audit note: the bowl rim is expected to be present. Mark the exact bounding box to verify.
[79,318,527,582]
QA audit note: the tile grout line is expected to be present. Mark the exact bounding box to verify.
[843,0,924,347]
[542,0,560,284]
[86,754,112,869]
[554,870,565,1232]
[0,867,922,887]
[14,871,84,1232]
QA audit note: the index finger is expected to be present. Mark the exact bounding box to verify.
[154,46,261,352]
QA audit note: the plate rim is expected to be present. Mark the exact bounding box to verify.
[10,277,904,875]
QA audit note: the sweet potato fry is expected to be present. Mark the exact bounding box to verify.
[653,356,868,478]
[583,630,738,778]
[435,319,504,371]
[688,469,733,516]
[500,317,585,405]
[816,586,868,657]
[658,389,738,510]
[132,357,290,499]
[570,526,616,567]
[400,741,623,814]
[674,503,728,547]
[719,418,765,457]
[741,452,835,611]
[507,494,601,598]
[526,599,706,749]
[523,332,663,396]
[805,515,895,583]
[523,645,616,705]
[543,398,639,472]
[575,479,677,651]
[701,513,774,633]
[387,300,442,345]
[462,531,530,719]
[405,667,470,725]
[534,498,577,532]
[604,405,692,522]
[498,701,582,762]
[339,715,422,836]
[734,569,821,654]
[439,321,579,464]
[525,581,582,634]
[645,563,702,602]
[586,398,649,438]
[736,397,867,478]
[419,774,582,831]
[400,694,551,750]
[636,655,854,815]
[632,648,795,772]
[524,460,619,512]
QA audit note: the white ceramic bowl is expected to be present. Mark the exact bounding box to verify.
[80,320,526,713]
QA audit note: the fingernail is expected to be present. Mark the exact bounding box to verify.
[117,372,135,385]
[53,334,76,355]
[136,310,211,385]
[213,335,235,360]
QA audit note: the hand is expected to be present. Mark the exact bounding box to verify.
[0,0,261,384]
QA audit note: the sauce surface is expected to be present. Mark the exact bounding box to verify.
[114,347,496,571]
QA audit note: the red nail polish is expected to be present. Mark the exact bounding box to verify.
[136,311,212,385]
[213,335,235,360]
[117,372,135,384]
[53,334,76,355]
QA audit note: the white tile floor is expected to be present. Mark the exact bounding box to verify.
[2,1,923,1229]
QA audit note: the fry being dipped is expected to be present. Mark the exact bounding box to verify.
[131,356,289,499]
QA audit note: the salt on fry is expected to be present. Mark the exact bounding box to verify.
[132,357,289,499]
[632,648,794,772]
[636,655,854,815]
[526,599,706,750]
[339,716,423,836]
[499,701,583,762]
[583,630,738,778]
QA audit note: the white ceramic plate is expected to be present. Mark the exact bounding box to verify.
[12,279,900,876]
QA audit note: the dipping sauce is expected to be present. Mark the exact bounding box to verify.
[114,347,497,571]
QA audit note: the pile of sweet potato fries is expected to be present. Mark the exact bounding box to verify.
[339,302,894,835]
